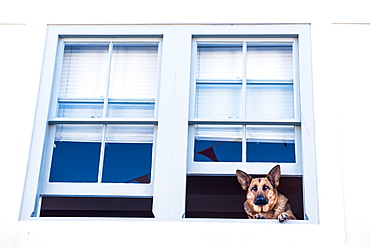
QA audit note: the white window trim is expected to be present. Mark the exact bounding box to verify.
[20,24,318,224]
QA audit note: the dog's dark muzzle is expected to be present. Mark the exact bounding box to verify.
[254,195,269,206]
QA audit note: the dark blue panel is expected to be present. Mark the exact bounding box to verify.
[194,140,242,162]
[247,142,295,163]
[102,143,152,183]
[49,141,101,182]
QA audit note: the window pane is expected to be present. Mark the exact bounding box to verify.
[246,83,294,120]
[57,102,103,118]
[197,44,243,79]
[246,45,293,81]
[107,102,154,118]
[58,44,109,119]
[195,83,242,119]
[246,44,294,120]
[59,44,109,99]
[49,125,103,182]
[108,44,158,118]
[102,125,154,183]
[109,44,158,100]
[194,125,242,162]
[246,126,295,163]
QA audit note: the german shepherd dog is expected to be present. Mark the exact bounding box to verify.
[236,165,296,222]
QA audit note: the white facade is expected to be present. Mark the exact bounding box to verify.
[1,1,370,247]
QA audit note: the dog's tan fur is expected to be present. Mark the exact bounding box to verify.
[236,165,296,222]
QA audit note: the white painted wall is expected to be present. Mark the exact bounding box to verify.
[1,0,370,247]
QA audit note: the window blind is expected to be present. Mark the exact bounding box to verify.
[246,45,294,120]
[195,43,294,121]
[58,43,159,119]
[59,44,109,100]
[109,45,158,100]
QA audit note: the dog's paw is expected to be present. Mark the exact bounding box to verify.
[278,212,290,223]
[253,214,266,219]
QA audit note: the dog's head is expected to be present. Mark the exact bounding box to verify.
[236,165,281,213]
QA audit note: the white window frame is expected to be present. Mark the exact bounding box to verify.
[41,37,162,199]
[20,24,318,224]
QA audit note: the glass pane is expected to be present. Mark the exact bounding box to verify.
[246,83,294,120]
[57,102,104,118]
[102,125,154,183]
[105,125,154,143]
[197,44,243,79]
[246,45,293,81]
[194,125,242,162]
[195,83,242,119]
[246,126,295,163]
[49,125,103,182]
[246,44,294,120]
[107,102,154,118]
[109,44,158,100]
[59,44,109,99]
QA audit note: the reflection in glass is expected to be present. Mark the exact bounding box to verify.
[194,125,242,162]
[246,126,296,163]
[49,125,103,182]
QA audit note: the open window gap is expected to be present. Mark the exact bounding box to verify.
[185,175,303,219]
[40,196,154,218]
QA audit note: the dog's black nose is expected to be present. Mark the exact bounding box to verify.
[254,195,268,206]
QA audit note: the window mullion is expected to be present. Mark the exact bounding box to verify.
[242,42,247,163]
[102,41,114,118]
[97,125,107,183]
[242,41,247,119]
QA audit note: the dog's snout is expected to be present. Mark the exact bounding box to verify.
[254,195,268,206]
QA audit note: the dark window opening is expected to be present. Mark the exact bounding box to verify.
[40,196,154,218]
[185,175,303,219]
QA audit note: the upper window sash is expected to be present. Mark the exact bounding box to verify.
[48,38,162,125]
[190,38,300,126]
[188,38,302,175]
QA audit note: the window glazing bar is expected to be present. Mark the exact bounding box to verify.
[49,118,158,125]
[188,120,301,126]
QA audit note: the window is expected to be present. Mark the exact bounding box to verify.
[186,39,306,219]
[186,39,306,218]
[37,38,160,217]
[21,25,317,223]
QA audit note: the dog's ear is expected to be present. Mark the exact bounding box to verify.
[236,169,252,191]
[267,165,281,188]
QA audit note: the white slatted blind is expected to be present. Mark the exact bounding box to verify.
[197,45,243,79]
[55,125,103,142]
[105,125,154,143]
[195,43,294,120]
[196,84,242,119]
[196,44,243,119]
[56,42,159,141]
[59,45,109,99]
[246,45,294,120]
[246,45,293,81]
[109,45,158,100]
[246,126,295,143]
[246,84,294,119]
[195,125,242,141]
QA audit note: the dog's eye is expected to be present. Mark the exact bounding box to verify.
[251,186,257,191]
[263,185,270,191]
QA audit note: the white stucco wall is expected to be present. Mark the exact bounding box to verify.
[1,1,370,247]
